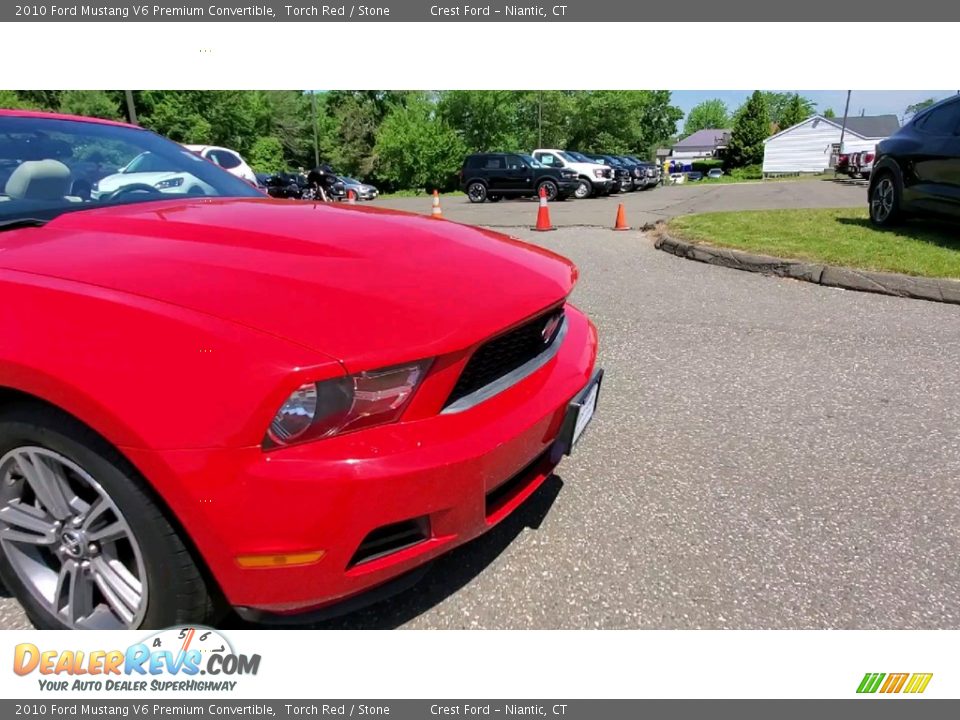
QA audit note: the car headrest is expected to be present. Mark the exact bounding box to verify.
[5,160,72,200]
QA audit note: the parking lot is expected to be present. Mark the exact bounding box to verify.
[374,178,868,227]
[2,180,957,630]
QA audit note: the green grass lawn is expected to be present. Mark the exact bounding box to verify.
[667,208,960,279]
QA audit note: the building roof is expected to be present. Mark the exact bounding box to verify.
[842,114,901,138]
[673,129,731,150]
[765,114,900,144]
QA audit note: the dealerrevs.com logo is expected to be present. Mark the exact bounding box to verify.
[13,627,261,692]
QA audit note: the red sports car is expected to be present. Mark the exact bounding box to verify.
[0,110,600,629]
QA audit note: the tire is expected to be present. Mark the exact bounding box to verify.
[488,195,502,203]
[869,171,902,227]
[0,401,213,629]
[537,180,559,202]
[574,178,592,199]
[466,182,487,203]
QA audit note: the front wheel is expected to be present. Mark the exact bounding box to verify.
[0,403,213,629]
[466,182,487,203]
[869,172,902,227]
[574,178,592,199]
[537,180,559,202]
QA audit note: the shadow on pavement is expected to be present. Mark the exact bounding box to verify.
[228,473,565,630]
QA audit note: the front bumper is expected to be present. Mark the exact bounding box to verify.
[127,304,598,616]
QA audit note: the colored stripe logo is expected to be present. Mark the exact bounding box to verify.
[857,672,933,694]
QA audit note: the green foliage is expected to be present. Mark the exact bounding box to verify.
[729,164,762,180]
[760,92,815,126]
[777,93,812,131]
[726,92,770,169]
[823,108,836,119]
[691,159,724,173]
[683,99,729,137]
[247,136,286,174]
[568,91,682,157]
[0,91,34,110]
[59,91,123,121]
[374,94,468,192]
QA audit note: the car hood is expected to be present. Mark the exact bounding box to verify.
[1,198,577,368]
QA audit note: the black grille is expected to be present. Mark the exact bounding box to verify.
[348,517,429,568]
[446,308,564,408]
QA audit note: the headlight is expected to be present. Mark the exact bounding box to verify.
[155,177,184,189]
[593,169,605,178]
[265,361,430,447]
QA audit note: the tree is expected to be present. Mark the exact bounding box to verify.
[374,94,467,191]
[247,136,287,174]
[726,90,770,168]
[761,92,815,126]
[683,99,729,137]
[823,108,836,119]
[905,97,937,120]
[567,91,682,156]
[777,93,811,131]
[0,90,40,110]
[59,91,123,121]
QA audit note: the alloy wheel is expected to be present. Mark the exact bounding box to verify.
[0,447,148,628]
[871,178,895,222]
[575,180,590,199]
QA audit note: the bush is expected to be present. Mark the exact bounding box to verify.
[691,159,724,174]
[729,164,762,180]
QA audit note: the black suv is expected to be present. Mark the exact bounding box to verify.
[869,96,960,226]
[460,153,579,203]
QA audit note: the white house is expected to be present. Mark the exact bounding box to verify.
[762,115,901,175]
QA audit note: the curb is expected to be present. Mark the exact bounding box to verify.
[654,234,960,306]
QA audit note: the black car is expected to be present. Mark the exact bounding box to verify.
[869,96,960,226]
[460,152,579,203]
[582,153,633,193]
[625,156,660,189]
[615,156,647,190]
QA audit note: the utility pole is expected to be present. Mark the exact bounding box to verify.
[124,91,138,125]
[311,91,320,168]
[838,90,852,156]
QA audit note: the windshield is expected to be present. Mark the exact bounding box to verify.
[520,154,543,168]
[557,151,580,163]
[0,114,262,224]
[570,152,595,163]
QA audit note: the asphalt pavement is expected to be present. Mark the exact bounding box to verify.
[3,180,958,630]
[372,178,869,228]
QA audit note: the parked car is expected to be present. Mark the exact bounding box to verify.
[261,172,306,199]
[687,171,704,182]
[90,151,216,200]
[835,153,850,175]
[460,152,579,203]
[184,144,257,184]
[706,168,724,180]
[532,149,614,199]
[0,110,601,629]
[849,150,876,180]
[341,177,379,200]
[625,156,659,189]
[869,95,960,226]
[582,154,633,193]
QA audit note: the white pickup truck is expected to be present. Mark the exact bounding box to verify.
[532,149,615,199]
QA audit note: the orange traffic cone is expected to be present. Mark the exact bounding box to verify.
[531,185,556,232]
[431,190,443,218]
[613,202,630,231]
[347,189,356,204]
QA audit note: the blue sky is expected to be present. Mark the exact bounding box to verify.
[672,90,957,123]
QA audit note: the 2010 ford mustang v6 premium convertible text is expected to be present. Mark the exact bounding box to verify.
[0,110,601,629]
